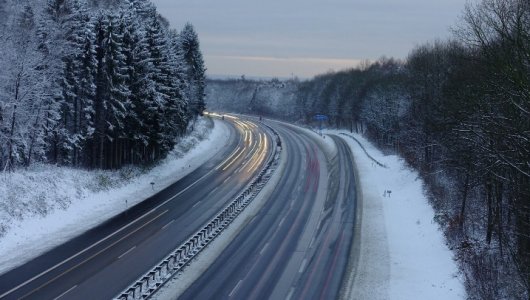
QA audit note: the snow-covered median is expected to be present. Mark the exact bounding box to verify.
[324,130,465,300]
[0,118,230,274]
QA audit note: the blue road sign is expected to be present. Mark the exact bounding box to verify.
[314,114,328,121]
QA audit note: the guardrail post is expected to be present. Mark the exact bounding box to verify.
[114,124,282,300]
[134,284,141,300]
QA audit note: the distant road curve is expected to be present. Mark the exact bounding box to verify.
[180,120,358,300]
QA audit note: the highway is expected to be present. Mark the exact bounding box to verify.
[0,116,273,300]
[180,123,357,300]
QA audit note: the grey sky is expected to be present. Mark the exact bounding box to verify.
[151,0,469,78]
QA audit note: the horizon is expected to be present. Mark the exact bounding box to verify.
[151,0,469,78]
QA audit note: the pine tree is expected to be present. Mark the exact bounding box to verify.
[102,13,130,168]
[0,0,204,170]
[144,12,174,158]
[179,23,206,117]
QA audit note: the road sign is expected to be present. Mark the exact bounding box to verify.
[314,114,328,121]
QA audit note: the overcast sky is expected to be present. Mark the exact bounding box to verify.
[151,0,470,78]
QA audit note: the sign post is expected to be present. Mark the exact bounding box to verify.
[314,114,328,136]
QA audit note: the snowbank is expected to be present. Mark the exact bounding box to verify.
[0,118,230,274]
[324,130,465,300]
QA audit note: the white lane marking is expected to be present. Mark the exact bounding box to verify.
[118,246,137,259]
[207,186,219,196]
[309,236,316,249]
[17,210,168,299]
[192,201,202,208]
[278,216,286,228]
[53,285,77,300]
[299,258,307,273]
[223,175,232,184]
[1,125,249,298]
[286,287,295,300]
[249,214,259,224]
[162,219,175,230]
[259,242,269,255]
[0,141,229,298]
[229,280,243,297]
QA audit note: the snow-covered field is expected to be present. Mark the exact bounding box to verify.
[323,129,465,300]
[0,117,230,274]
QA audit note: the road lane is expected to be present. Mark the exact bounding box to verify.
[292,135,356,300]
[179,121,322,299]
[179,123,358,300]
[0,116,273,300]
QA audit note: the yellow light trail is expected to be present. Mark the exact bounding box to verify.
[215,147,241,171]
[248,133,269,173]
[239,131,262,172]
[222,146,246,171]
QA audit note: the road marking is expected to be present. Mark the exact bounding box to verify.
[192,201,202,208]
[207,186,219,196]
[229,280,243,297]
[118,246,137,259]
[259,242,269,255]
[223,175,232,184]
[309,236,316,249]
[298,258,307,273]
[18,210,168,299]
[249,214,259,225]
[0,124,260,298]
[278,216,286,227]
[162,219,175,230]
[285,287,295,300]
[0,141,233,298]
[53,285,77,300]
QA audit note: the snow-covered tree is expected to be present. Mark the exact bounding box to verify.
[0,0,202,169]
[179,23,206,117]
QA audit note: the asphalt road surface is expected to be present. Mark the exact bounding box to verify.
[0,116,273,300]
[180,122,357,300]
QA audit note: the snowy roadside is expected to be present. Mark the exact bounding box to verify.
[0,117,230,274]
[323,129,465,300]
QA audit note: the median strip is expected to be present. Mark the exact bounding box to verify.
[114,124,283,300]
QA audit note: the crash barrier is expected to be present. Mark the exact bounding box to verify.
[339,133,387,168]
[115,124,282,300]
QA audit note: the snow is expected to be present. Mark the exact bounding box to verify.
[268,120,337,157]
[0,117,230,274]
[323,129,465,300]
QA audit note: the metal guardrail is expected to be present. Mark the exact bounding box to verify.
[115,124,282,300]
[339,133,387,168]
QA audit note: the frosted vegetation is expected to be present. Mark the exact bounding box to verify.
[0,0,206,170]
[206,1,530,298]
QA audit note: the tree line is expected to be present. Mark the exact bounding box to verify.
[0,0,206,170]
[205,0,529,297]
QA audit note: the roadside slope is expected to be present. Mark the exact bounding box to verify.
[326,130,465,300]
